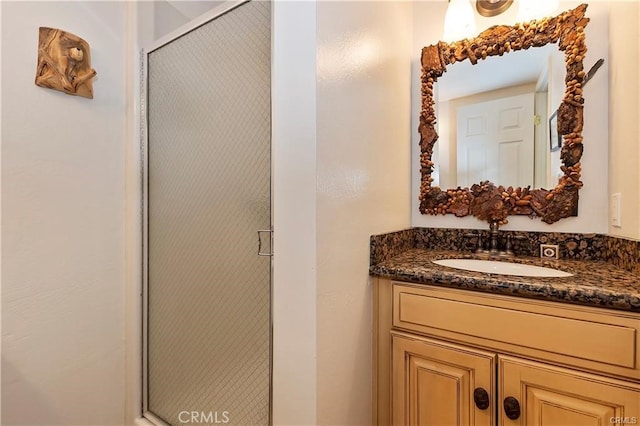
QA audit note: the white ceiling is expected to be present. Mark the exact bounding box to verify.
[166,1,223,20]
[437,43,557,101]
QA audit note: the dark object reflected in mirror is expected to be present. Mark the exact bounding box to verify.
[419,4,589,225]
[549,110,561,152]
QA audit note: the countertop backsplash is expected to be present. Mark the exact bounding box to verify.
[371,227,639,274]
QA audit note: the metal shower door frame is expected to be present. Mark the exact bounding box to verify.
[140,1,273,424]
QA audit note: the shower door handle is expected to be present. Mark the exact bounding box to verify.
[257,230,273,256]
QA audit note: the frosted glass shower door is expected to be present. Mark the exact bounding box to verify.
[144,2,271,425]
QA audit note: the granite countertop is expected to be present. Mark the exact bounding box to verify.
[370,248,640,312]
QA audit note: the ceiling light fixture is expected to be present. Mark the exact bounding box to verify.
[476,0,514,18]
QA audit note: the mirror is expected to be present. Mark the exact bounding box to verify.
[419,4,589,224]
[436,43,564,190]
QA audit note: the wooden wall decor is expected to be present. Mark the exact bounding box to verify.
[419,4,589,224]
[35,27,97,99]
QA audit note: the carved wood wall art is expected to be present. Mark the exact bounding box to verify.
[419,4,589,224]
[35,27,97,99]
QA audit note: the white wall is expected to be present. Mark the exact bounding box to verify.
[1,2,127,425]
[411,1,612,234]
[316,2,412,424]
[126,2,145,424]
[608,1,640,240]
[152,1,222,41]
[272,1,318,425]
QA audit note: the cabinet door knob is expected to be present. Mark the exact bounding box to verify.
[473,387,490,410]
[503,396,521,420]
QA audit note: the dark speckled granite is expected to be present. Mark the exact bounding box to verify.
[605,235,640,274]
[413,228,609,260]
[370,228,640,312]
[369,228,414,265]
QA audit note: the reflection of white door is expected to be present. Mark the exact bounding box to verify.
[457,93,534,188]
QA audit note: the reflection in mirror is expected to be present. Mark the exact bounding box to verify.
[419,4,589,224]
[434,43,565,190]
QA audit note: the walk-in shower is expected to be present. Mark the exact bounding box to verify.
[142,2,272,424]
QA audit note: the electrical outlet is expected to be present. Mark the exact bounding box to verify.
[611,193,621,227]
[540,244,559,259]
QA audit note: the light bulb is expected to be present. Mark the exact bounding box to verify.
[443,0,477,43]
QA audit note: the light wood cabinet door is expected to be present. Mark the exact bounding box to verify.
[499,355,640,426]
[392,333,495,426]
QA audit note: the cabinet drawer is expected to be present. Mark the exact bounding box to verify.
[392,282,640,381]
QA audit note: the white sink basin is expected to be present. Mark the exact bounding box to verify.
[432,259,573,277]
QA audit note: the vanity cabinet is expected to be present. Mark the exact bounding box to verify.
[373,278,640,425]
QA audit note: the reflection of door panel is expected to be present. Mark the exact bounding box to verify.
[458,113,489,185]
[457,93,534,188]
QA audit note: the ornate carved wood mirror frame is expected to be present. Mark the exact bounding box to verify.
[419,4,589,224]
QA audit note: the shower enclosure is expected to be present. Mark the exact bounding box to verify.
[142,1,272,424]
